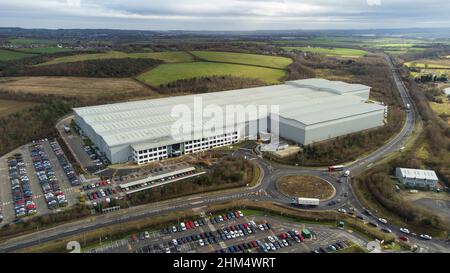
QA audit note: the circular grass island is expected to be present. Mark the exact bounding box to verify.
[276,175,335,201]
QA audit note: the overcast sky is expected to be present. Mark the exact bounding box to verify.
[0,0,449,31]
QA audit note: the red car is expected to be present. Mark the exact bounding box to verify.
[279,233,287,239]
[185,222,191,229]
[189,221,194,228]
[297,234,304,242]
[234,211,240,218]
[399,236,409,242]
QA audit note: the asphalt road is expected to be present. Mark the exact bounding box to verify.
[0,54,448,253]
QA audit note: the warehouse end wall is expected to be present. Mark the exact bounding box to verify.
[109,145,133,164]
[277,116,306,144]
[304,110,384,145]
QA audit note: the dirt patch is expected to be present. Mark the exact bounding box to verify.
[276,175,335,200]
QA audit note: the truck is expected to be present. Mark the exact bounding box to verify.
[294,197,320,206]
[328,165,344,172]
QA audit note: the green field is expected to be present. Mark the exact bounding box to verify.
[19,47,73,54]
[0,49,36,61]
[36,51,194,66]
[137,62,286,87]
[404,62,450,69]
[8,38,57,45]
[190,51,292,69]
[282,46,368,57]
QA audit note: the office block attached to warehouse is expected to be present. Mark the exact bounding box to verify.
[73,78,385,164]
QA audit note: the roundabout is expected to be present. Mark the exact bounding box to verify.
[276,175,336,201]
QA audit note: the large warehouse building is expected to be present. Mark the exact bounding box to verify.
[74,78,385,164]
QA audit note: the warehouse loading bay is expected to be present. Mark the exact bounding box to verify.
[86,211,368,254]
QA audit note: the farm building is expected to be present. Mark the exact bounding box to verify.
[73,78,385,164]
[395,168,439,189]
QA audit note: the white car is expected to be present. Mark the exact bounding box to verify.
[399,228,410,234]
[199,239,205,246]
[165,247,171,253]
[258,224,265,231]
[268,236,275,243]
[238,210,244,217]
[144,231,150,239]
[172,239,178,246]
[378,218,388,224]
[269,243,276,251]
[420,234,432,240]
[338,208,347,213]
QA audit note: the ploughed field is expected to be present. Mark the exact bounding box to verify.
[0,99,38,118]
[0,77,155,98]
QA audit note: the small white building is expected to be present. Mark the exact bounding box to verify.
[395,168,439,189]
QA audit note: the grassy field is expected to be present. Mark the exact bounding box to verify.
[275,37,432,56]
[404,58,450,69]
[429,94,450,125]
[190,51,292,69]
[0,99,38,118]
[137,62,286,87]
[8,38,56,45]
[18,47,73,54]
[0,77,155,98]
[282,46,368,57]
[36,51,193,66]
[276,175,335,200]
[0,49,36,61]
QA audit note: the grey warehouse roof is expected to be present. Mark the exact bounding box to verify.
[73,78,384,148]
[397,168,439,181]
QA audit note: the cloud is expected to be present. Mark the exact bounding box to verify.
[366,0,381,6]
[0,0,449,30]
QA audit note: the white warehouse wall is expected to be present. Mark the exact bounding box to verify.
[304,110,384,145]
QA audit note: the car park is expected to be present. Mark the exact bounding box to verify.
[7,153,36,217]
[30,143,67,209]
